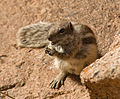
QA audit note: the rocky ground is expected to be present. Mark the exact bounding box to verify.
[0,0,120,99]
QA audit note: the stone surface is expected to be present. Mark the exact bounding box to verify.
[0,0,120,99]
[81,34,120,99]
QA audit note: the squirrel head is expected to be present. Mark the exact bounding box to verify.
[48,20,74,44]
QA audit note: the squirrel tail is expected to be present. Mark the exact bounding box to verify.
[17,22,52,48]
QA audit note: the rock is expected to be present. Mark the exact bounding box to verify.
[80,34,120,99]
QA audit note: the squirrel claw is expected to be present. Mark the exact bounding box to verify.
[49,79,64,89]
[45,47,55,56]
[49,71,67,89]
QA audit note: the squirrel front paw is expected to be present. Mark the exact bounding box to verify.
[49,71,67,89]
[45,47,55,56]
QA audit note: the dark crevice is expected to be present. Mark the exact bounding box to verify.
[0,80,26,91]
[0,83,17,91]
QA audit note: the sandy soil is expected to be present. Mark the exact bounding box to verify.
[0,0,119,99]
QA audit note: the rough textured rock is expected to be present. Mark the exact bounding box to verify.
[81,34,120,99]
[0,0,120,99]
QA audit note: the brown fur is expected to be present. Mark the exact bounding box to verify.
[17,22,52,48]
[45,20,98,89]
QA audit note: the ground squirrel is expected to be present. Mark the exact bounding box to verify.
[17,20,98,89]
[45,20,98,89]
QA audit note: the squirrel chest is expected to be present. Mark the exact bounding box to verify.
[54,57,86,75]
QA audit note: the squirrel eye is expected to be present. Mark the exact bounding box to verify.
[59,28,65,34]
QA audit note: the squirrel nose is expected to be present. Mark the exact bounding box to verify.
[48,35,52,41]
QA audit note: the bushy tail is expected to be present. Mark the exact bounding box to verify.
[17,22,52,48]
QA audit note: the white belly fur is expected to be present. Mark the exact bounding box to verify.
[54,58,85,75]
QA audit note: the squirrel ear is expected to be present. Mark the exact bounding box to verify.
[69,22,73,31]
